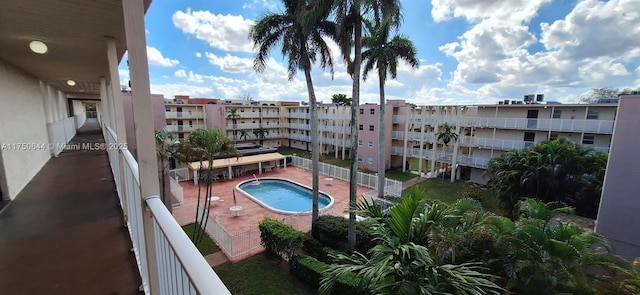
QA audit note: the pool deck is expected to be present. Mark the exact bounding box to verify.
[172,167,370,260]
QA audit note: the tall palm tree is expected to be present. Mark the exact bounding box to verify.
[361,17,418,199]
[173,128,238,246]
[250,0,336,226]
[328,0,402,252]
[227,107,240,143]
[155,129,177,212]
[436,122,459,182]
[239,129,250,142]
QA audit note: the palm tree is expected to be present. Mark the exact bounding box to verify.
[250,0,336,227]
[173,128,238,246]
[320,189,503,294]
[252,127,269,145]
[239,129,250,142]
[361,17,418,199]
[227,107,240,143]
[155,129,177,212]
[436,122,459,182]
[329,0,402,253]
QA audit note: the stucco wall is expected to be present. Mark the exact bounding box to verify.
[0,61,52,200]
[595,95,640,260]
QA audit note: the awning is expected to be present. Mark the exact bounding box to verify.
[187,152,286,170]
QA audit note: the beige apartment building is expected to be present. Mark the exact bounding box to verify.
[165,95,617,185]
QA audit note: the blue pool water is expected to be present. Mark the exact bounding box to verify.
[237,178,333,214]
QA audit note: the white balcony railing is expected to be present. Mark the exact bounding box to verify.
[165,111,204,119]
[464,117,615,133]
[105,127,230,294]
[165,125,205,132]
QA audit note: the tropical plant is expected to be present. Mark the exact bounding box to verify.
[485,138,608,218]
[436,122,459,182]
[331,93,351,106]
[361,17,418,199]
[239,129,250,142]
[320,189,503,294]
[252,127,269,145]
[172,128,238,246]
[250,0,337,228]
[483,199,638,294]
[155,129,177,211]
[328,0,402,253]
[226,107,240,143]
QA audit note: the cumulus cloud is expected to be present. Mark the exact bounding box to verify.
[172,9,255,52]
[205,52,254,73]
[195,52,202,58]
[242,0,277,10]
[433,0,640,102]
[147,46,180,67]
[151,84,214,99]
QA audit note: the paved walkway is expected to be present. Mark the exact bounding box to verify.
[0,119,141,294]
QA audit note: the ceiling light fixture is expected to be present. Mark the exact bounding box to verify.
[67,79,76,86]
[29,40,48,54]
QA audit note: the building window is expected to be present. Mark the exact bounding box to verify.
[549,132,558,140]
[358,140,363,146]
[240,109,244,112]
[523,132,535,147]
[359,109,364,115]
[368,141,374,148]
[165,107,171,112]
[359,124,363,130]
[587,110,599,120]
[370,108,375,115]
[552,110,561,119]
[369,125,374,131]
[367,157,374,165]
[582,134,595,145]
[357,155,362,162]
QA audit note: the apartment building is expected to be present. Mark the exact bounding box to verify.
[164,95,616,185]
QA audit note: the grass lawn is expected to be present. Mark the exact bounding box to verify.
[215,253,310,295]
[404,178,499,213]
[182,223,220,256]
[408,158,432,172]
[322,157,350,167]
[278,147,311,159]
[384,169,418,182]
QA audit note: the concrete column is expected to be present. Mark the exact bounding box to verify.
[106,38,128,144]
[122,0,161,292]
[402,109,410,172]
[100,78,111,130]
[48,85,59,122]
[39,81,52,124]
[57,90,68,118]
[450,124,461,183]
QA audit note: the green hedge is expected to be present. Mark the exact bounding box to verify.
[259,217,306,261]
[290,255,364,294]
[303,236,344,264]
[312,215,379,253]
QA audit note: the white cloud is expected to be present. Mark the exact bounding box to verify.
[151,84,214,99]
[174,69,187,78]
[205,52,254,73]
[147,46,180,67]
[242,0,277,10]
[172,9,255,52]
[195,52,202,58]
[118,69,130,86]
[433,0,640,102]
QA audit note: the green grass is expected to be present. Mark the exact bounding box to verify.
[403,178,500,213]
[215,254,308,295]
[277,147,311,159]
[182,223,220,256]
[408,158,432,172]
[322,158,350,167]
[384,170,418,182]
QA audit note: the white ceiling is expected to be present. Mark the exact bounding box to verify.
[0,0,151,96]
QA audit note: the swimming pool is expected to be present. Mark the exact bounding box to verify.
[236,178,334,214]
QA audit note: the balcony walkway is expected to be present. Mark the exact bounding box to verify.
[0,119,141,294]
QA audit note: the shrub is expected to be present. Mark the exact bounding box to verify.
[460,183,484,200]
[259,217,306,261]
[304,236,344,264]
[355,221,378,253]
[290,255,364,294]
[313,216,379,253]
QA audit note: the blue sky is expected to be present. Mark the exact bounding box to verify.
[119,0,640,105]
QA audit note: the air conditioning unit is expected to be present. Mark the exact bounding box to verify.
[511,100,518,105]
[536,94,544,102]
[504,99,510,105]
[524,94,535,102]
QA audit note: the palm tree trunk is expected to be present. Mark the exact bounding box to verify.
[303,65,320,226]
[377,68,386,199]
[348,15,362,252]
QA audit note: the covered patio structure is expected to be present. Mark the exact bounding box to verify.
[188,152,287,184]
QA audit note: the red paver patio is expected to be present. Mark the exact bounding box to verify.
[172,167,370,262]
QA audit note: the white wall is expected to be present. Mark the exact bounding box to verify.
[72,100,86,128]
[0,61,52,200]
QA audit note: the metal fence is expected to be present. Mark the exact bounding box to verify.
[290,156,403,197]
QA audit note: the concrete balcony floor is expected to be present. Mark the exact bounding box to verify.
[0,119,140,294]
